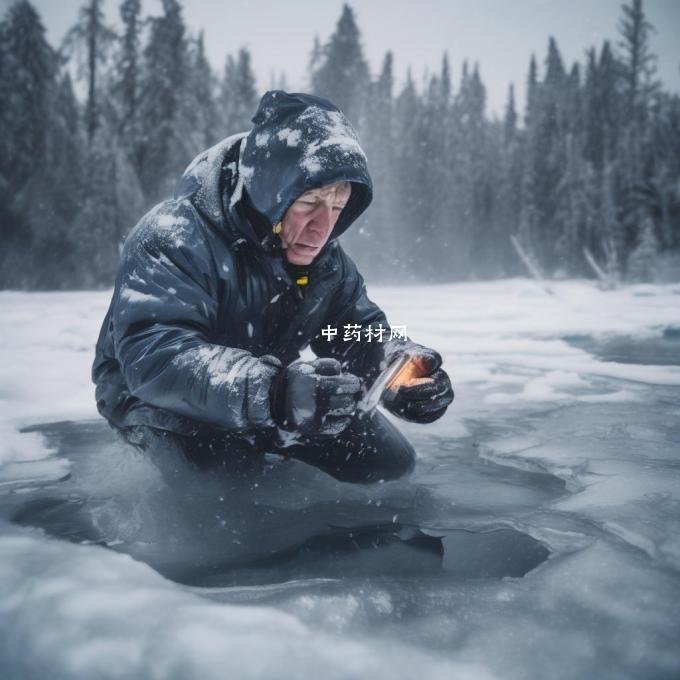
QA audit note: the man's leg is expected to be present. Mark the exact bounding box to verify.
[274,409,416,483]
[117,423,264,481]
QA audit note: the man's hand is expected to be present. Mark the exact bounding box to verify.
[270,358,362,436]
[383,344,454,423]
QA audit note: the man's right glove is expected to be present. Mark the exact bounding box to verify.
[269,357,362,436]
[382,345,454,424]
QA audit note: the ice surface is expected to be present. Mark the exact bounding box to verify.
[1,279,679,679]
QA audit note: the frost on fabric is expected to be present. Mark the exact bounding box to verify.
[231,139,255,209]
[246,103,367,178]
[297,109,367,175]
[183,133,247,191]
[179,132,248,220]
[118,286,158,305]
[118,267,158,305]
[153,213,191,249]
[170,345,254,395]
[170,348,277,428]
[276,128,302,147]
[157,215,189,229]
[136,203,194,252]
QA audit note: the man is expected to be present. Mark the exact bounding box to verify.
[92,91,453,483]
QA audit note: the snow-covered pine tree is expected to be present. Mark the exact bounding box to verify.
[357,51,396,279]
[112,0,142,162]
[454,62,491,279]
[646,92,680,253]
[517,54,542,271]
[504,83,518,147]
[554,133,588,276]
[618,0,658,129]
[392,68,421,282]
[23,72,86,288]
[404,69,443,279]
[498,83,523,276]
[70,113,145,288]
[62,0,116,143]
[599,161,625,281]
[310,4,370,130]
[617,0,659,266]
[597,42,622,165]
[186,31,221,150]
[306,35,323,91]
[430,53,461,278]
[0,0,55,288]
[525,54,539,127]
[57,0,144,284]
[220,47,258,134]
[627,215,659,281]
[565,62,583,137]
[137,0,193,201]
[537,37,568,274]
[583,48,605,171]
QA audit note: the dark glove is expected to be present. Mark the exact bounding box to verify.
[270,357,362,436]
[383,345,454,424]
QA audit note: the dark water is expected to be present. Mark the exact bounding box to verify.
[2,418,557,589]
[564,330,680,366]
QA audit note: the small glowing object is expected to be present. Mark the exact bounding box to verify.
[359,352,434,412]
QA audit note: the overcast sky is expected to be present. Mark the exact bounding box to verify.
[10,0,680,118]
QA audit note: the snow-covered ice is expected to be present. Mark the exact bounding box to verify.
[1,279,679,679]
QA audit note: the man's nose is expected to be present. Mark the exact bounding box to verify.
[311,202,334,233]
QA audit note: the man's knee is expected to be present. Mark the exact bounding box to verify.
[321,410,415,483]
[362,410,416,481]
[117,423,263,477]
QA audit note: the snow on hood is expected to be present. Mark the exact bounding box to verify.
[175,131,248,234]
[240,90,373,236]
[175,91,373,251]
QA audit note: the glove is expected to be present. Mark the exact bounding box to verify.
[270,357,362,436]
[382,344,454,424]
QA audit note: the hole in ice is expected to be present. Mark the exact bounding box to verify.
[4,420,551,588]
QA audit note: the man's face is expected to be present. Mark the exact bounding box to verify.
[280,181,352,265]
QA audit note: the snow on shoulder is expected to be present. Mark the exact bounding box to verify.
[131,201,195,252]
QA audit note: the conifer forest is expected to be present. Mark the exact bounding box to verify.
[1,0,678,289]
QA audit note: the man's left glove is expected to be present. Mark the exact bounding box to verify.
[269,357,362,436]
[382,344,454,424]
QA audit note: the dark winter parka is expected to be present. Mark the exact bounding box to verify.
[92,91,406,436]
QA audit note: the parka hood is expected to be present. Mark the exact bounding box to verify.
[175,91,373,255]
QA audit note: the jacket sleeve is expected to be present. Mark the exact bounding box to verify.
[111,201,280,432]
[310,246,411,390]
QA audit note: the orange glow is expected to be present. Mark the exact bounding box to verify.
[387,357,434,392]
